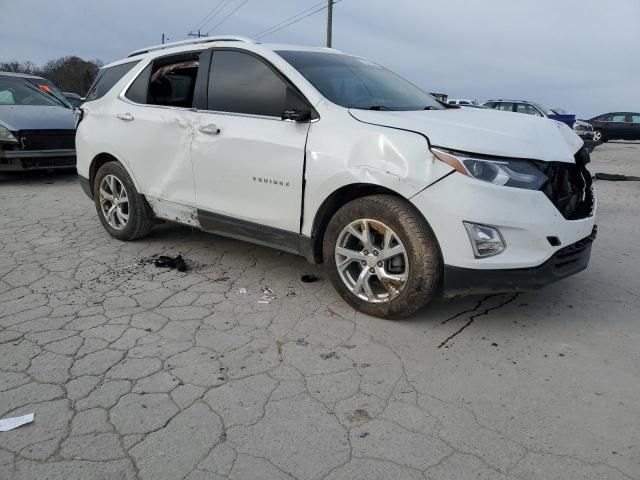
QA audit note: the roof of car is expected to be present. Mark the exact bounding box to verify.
[102,37,343,69]
[0,71,46,80]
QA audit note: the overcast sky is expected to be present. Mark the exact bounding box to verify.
[2,0,638,117]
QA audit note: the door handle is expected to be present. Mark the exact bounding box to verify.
[199,124,221,135]
[116,113,134,122]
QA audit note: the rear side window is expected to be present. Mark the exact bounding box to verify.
[497,102,514,112]
[515,103,542,116]
[85,61,139,102]
[611,113,627,122]
[125,64,152,104]
[208,50,305,117]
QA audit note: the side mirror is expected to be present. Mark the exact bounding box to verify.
[281,109,312,122]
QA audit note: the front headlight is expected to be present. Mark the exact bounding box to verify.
[0,125,18,144]
[432,148,547,190]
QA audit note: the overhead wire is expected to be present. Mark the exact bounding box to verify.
[255,0,343,40]
[253,0,326,38]
[208,0,252,33]
[190,0,230,34]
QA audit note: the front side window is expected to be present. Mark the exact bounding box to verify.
[597,114,612,121]
[630,114,640,124]
[497,102,514,112]
[208,50,306,117]
[277,50,443,111]
[147,57,199,108]
[86,61,139,102]
[611,113,627,122]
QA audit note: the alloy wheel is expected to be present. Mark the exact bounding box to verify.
[99,174,129,230]
[335,219,409,303]
[593,130,602,142]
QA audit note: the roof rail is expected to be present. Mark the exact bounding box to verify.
[127,36,254,58]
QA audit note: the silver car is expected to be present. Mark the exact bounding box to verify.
[0,72,76,171]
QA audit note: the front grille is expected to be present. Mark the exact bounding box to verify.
[534,149,594,220]
[19,130,76,150]
[552,226,597,274]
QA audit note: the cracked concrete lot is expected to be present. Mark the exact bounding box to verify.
[1,142,639,480]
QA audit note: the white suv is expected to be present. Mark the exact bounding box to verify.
[76,36,596,319]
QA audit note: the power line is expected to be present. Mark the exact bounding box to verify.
[191,0,230,33]
[255,0,343,41]
[253,0,326,39]
[208,0,251,33]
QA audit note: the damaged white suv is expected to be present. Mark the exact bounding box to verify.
[76,36,596,319]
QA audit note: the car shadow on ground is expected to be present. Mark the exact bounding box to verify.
[0,168,78,185]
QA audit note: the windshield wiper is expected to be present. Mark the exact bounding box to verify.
[365,105,392,111]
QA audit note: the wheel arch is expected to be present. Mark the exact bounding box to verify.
[309,183,405,264]
[88,152,140,196]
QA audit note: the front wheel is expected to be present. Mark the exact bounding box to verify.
[593,129,606,143]
[94,161,153,241]
[323,195,442,319]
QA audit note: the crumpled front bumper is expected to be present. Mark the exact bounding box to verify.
[442,226,596,297]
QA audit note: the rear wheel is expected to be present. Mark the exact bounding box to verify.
[94,162,153,241]
[323,195,442,319]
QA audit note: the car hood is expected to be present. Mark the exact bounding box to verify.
[0,105,76,131]
[349,107,583,164]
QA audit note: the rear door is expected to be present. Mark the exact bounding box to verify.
[190,49,313,238]
[115,53,203,208]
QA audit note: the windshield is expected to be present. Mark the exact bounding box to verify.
[277,50,443,111]
[0,76,72,108]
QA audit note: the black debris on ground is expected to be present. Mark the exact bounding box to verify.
[154,255,188,272]
[301,274,320,283]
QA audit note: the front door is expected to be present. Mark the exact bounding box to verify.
[191,49,313,238]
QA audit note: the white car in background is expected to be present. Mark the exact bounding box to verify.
[75,36,596,319]
[448,98,479,106]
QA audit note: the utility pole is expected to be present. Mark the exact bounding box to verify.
[188,29,205,38]
[326,0,334,48]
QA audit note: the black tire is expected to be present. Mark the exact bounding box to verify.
[594,129,606,143]
[323,194,442,319]
[93,161,153,241]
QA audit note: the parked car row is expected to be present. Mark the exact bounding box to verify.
[446,97,640,145]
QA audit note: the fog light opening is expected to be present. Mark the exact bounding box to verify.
[463,222,505,258]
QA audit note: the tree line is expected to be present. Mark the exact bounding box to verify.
[0,56,103,96]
